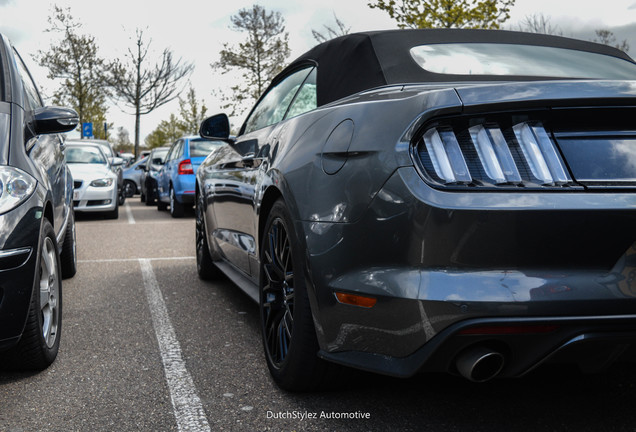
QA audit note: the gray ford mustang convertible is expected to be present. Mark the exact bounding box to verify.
[196,29,636,390]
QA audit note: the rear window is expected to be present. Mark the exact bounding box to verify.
[151,149,169,165]
[410,43,636,79]
[189,139,222,158]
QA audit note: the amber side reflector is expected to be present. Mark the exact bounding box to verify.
[335,292,377,308]
[458,324,559,336]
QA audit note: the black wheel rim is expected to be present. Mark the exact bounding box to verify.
[262,218,294,368]
[123,181,135,197]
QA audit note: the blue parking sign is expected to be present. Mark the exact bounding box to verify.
[82,122,93,138]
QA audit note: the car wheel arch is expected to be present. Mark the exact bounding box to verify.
[258,186,283,250]
[43,201,55,230]
[257,185,323,340]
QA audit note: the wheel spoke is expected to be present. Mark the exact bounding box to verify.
[39,237,58,348]
[261,214,297,368]
[278,319,289,359]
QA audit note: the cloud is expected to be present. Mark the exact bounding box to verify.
[0,0,15,6]
[629,3,636,10]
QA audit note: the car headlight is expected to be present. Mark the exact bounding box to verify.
[0,166,37,215]
[89,178,114,187]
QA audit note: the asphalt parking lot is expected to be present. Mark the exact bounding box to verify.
[2,199,636,432]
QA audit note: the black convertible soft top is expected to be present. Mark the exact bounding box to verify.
[282,29,635,107]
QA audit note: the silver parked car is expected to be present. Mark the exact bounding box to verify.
[66,139,125,205]
[122,156,148,197]
[66,142,120,219]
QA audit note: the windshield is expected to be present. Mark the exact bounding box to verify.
[66,146,107,164]
[410,43,636,79]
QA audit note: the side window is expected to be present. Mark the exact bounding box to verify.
[166,141,179,162]
[13,49,43,110]
[286,68,317,120]
[243,67,314,135]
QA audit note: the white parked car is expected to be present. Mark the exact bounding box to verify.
[65,143,120,219]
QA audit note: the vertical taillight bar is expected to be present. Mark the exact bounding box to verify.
[513,122,568,185]
[469,125,521,184]
[423,128,471,184]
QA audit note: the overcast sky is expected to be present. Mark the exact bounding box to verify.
[2,0,636,143]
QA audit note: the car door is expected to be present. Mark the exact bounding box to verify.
[211,66,316,277]
[14,49,67,229]
[158,140,182,202]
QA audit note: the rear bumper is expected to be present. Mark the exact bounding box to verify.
[319,315,636,378]
[303,166,636,376]
[173,174,196,204]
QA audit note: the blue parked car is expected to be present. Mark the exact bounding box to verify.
[157,136,222,217]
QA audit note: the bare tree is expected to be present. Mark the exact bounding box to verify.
[517,13,562,35]
[593,29,630,53]
[105,29,193,157]
[312,13,351,43]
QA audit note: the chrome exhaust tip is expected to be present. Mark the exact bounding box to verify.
[456,346,505,382]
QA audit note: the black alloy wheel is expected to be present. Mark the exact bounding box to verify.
[259,199,335,391]
[262,216,295,368]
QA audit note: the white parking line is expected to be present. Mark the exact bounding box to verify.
[78,257,195,264]
[139,259,211,432]
[125,202,136,224]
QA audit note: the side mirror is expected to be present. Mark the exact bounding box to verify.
[200,114,233,142]
[33,106,79,135]
[110,157,124,167]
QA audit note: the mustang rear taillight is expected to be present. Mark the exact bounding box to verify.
[417,120,574,189]
[178,159,194,175]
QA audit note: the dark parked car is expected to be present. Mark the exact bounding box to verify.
[140,146,169,205]
[156,136,222,217]
[0,34,79,370]
[195,29,636,390]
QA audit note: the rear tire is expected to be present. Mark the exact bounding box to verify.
[60,209,77,279]
[123,180,136,197]
[260,199,337,391]
[170,187,184,218]
[0,220,62,370]
[196,191,222,280]
[145,180,156,206]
